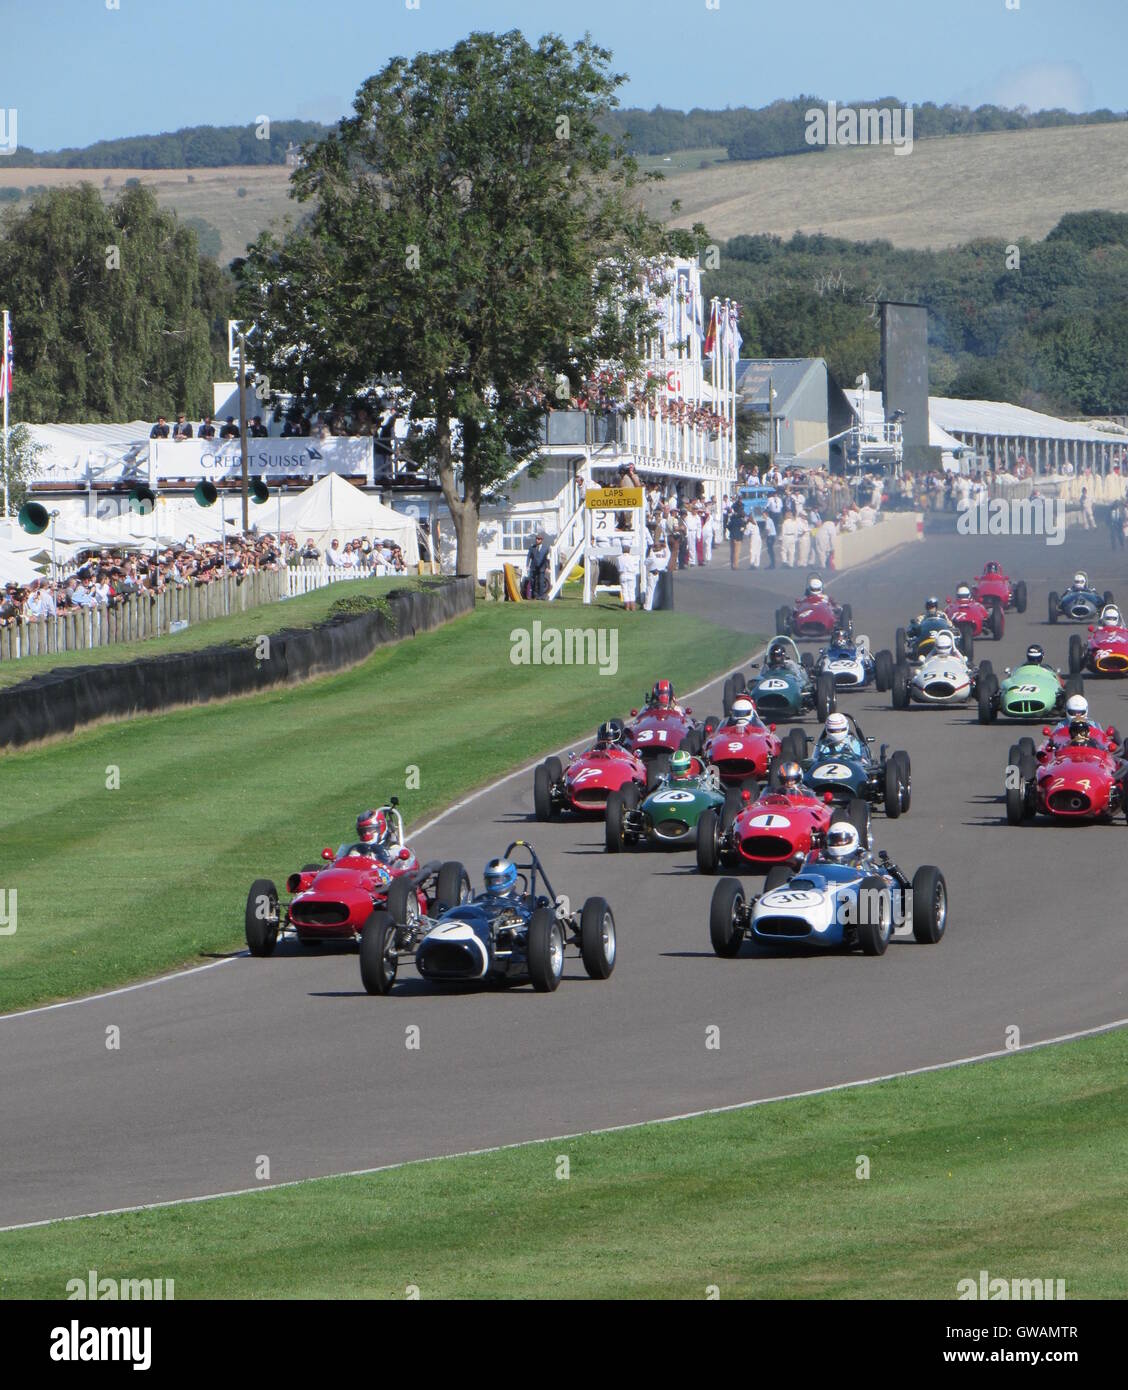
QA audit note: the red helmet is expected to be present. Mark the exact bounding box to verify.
[652,679,674,709]
[356,809,387,845]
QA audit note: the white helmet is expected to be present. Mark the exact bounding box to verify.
[826,822,860,861]
[932,630,956,656]
[1065,693,1089,721]
[1072,572,1087,590]
[824,712,849,745]
[806,575,824,595]
[730,696,756,724]
[955,584,971,601]
[1101,605,1121,627]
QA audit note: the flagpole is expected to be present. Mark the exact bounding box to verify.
[2,308,9,517]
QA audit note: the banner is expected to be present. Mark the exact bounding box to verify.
[586,486,644,510]
[150,437,373,483]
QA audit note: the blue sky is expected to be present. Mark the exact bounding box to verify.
[0,0,1124,150]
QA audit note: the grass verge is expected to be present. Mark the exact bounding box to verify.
[0,594,752,1013]
[1,1027,1123,1298]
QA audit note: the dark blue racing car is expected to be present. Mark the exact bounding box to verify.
[814,627,894,693]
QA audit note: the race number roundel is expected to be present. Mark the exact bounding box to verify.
[813,763,852,780]
[759,678,789,691]
[651,789,695,804]
[747,813,790,829]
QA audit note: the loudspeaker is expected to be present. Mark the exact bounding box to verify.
[17,501,49,535]
[129,485,157,514]
[194,481,219,507]
[249,478,269,504]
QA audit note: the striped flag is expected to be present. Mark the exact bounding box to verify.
[703,300,718,356]
[1,315,12,398]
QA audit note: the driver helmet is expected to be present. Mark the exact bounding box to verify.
[597,718,625,746]
[1072,572,1088,590]
[1100,605,1122,628]
[826,822,861,861]
[824,712,850,746]
[1065,693,1089,723]
[730,695,756,726]
[777,759,803,791]
[767,642,787,667]
[356,809,388,845]
[984,561,1000,574]
[483,857,518,895]
[806,575,824,596]
[924,595,940,616]
[652,679,674,709]
[932,630,956,656]
[670,749,693,779]
[955,583,971,601]
[1025,643,1045,666]
[1069,719,1093,745]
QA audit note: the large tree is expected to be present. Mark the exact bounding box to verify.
[237,30,700,573]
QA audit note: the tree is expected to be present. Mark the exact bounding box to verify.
[1,422,46,511]
[237,30,700,574]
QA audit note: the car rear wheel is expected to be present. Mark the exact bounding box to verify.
[763,864,792,893]
[1018,737,1035,758]
[435,861,471,914]
[1014,581,1027,614]
[697,808,721,874]
[527,907,564,992]
[683,728,703,757]
[895,627,908,664]
[646,752,671,792]
[245,879,279,957]
[816,673,836,721]
[874,650,894,692]
[722,787,744,830]
[533,763,554,822]
[892,664,911,710]
[1069,635,1085,675]
[604,791,627,853]
[775,605,790,636]
[386,875,421,927]
[977,678,996,724]
[1048,591,1059,624]
[911,866,947,944]
[1005,779,1027,825]
[893,751,911,811]
[800,650,815,672]
[884,759,903,818]
[855,875,892,955]
[709,878,746,958]
[1103,590,1115,607]
[579,898,616,979]
[839,604,853,628]
[957,622,975,663]
[359,911,398,994]
[832,798,871,847]
[787,727,809,761]
[988,601,1005,640]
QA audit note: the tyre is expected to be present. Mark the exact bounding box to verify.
[1014,581,1027,614]
[839,603,853,628]
[731,672,746,696]
[1048,591,1059,624]
[775,605,790,636]
[843,797,871,845]
[1069,634,1084,675]
[884,759,903,818]
[1005,780,1026,825]
[763,864,792,892]
[893,750,912,812]
[874,650,894,692]
[359,911,398,995]
[977,679,995,724]
[895,627,907,664]
[646,752,671,791]
[386,874,421,926]
[1104,590,1115,607]
[527,907,564,992]
[697,808,721,874]
[787,727,809,761]
[702,714,721,738]
[722,787,744,830]
[978,659,993,681]
[621,781,641,811]
[800,650,815,671]
[722,675,736,715]
[245,878,279,957]
[767,756,782,788]
[604,791,627,853]
[1008,743,1022,770]
[533,763,554,821]
[579,897,616,979]
[683,728,703,757]
[709,878,746,957]
[957,622,975,663]
[543,756,563,784]
[435,861,471,914]
[988,601,1005,640]
[816,673,836,721]
[855,875,892,956]
[1064,674,1085,701]
[1017,737,1035,759]
[911,866,947,944]
[892,664,911,710]
[1019,752,1036,782]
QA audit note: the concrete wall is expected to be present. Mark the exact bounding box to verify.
[834,512,923,571]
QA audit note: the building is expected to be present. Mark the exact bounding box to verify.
[735,358,837,468]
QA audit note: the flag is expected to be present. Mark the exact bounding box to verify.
[728,301,743,359]
[703,300,718,356]
[1,316,11,399]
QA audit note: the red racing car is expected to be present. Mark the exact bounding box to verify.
[946,585,1004,640]
[1069,609,1128,679]
[623,679,704,771]
[702,696,803,786]
[534,720,649,818]
[776,576,851,641]
[244,802,464,956]
[971,561,1027,614]
[1006,728,1127,825]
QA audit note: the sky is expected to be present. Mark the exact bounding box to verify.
[0,0,1125,151]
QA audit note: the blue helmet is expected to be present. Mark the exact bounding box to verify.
[483,858,517,894]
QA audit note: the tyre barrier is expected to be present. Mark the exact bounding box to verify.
[0,576,475,750]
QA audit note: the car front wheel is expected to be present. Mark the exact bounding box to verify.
[359,911,398,995]
[245,879,279,957]
[709,878,746,958]
[527,907,565,992]
[579,898,617,979]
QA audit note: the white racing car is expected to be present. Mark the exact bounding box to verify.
[890,631,995,710]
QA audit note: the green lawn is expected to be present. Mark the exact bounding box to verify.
[0,595,752,1013]
[2,1027,1122,1299]
[0,576,414,690]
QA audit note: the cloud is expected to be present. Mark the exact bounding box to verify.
[977,61,1094,113]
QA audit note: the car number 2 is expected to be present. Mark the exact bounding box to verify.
[813,763,852,779]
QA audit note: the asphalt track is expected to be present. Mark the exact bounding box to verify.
[3,526,1128,1228]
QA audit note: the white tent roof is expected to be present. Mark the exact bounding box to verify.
[26,422,151,484]
[275,474,419,562]
[929,397,1119,444]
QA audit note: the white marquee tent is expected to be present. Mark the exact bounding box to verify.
[275,474,420,563]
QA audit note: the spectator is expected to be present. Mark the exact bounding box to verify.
[220,417,240,439]
[525,529,551,600]
[197,415,217,439]
[250,416,269,439]
[725,499,745,569]
[149,416,170,440]
[172,413,193,441]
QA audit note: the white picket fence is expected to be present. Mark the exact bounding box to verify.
[285,562,389,596]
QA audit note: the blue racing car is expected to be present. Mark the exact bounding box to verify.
[359,840,616,994]
[797,711,911,817]
[1048,572,1115,625]
[813,626,894,693]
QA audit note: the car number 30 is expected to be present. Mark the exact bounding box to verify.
[650,790,695,804]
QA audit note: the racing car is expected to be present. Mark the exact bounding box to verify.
[701,696,794,786]
[605,749,730,852]
[358,841,616,994]
[813,627,895,693]
[1068,606,1128,678]
[1005,723,1128,826]
[890,630,995,710]
[797,712,911,818]
[976,644,1084,724]
[533,720,648,818]
[622,679,705,771]
[708,821,947,958]
[696,758,870,874]
[724,636,837,723]
[946,584,1004,641]
[895,597,975,665]
[1047,572,1115,624]
[245,801,439,957]
[971,561,1027,615]
[775,576,851,641]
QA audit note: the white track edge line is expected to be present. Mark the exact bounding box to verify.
[3,1013,1124,1233]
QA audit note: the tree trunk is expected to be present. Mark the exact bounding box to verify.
[434,415,480,578]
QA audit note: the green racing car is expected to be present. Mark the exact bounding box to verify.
[605,748,744,852]
[977,642,1084,724]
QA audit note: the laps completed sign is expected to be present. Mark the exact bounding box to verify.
[586,487,644,510]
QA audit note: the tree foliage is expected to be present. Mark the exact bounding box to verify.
[7,121,329,169]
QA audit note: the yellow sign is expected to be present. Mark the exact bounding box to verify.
[586,487,643,511]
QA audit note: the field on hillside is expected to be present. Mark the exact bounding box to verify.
[3,123,1128,261]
